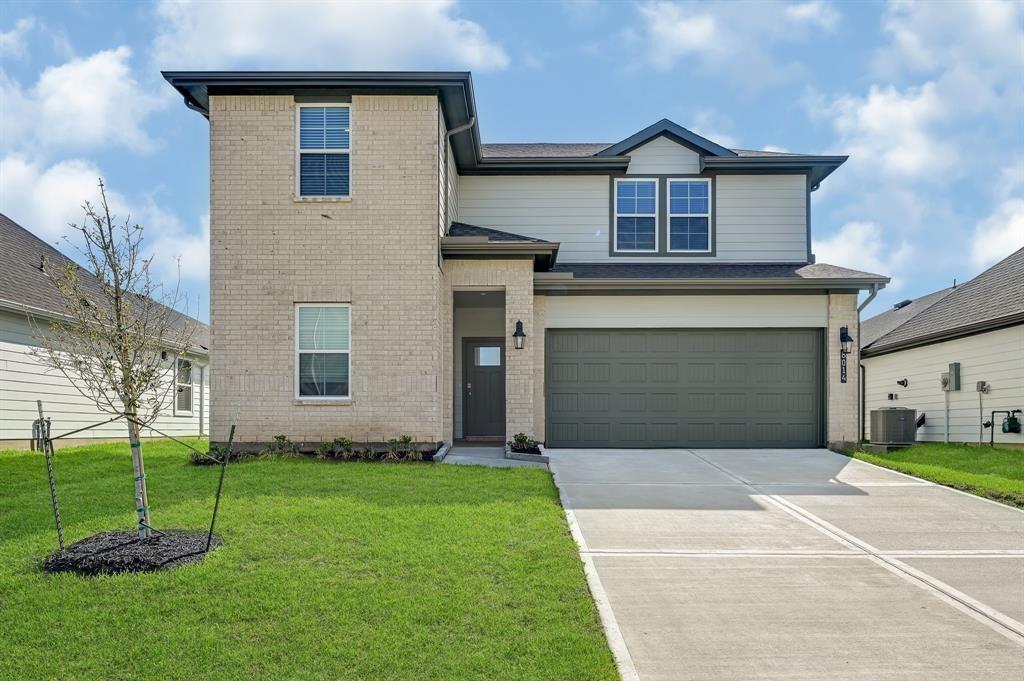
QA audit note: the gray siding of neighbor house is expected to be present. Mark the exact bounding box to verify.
[0,309,209,446]
[863,325,1024,445]
[456,172,808,263]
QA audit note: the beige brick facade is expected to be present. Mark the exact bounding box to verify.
[207,90,863,450]
[826,293,860,446]
[442,259,536,441]
[209,94,445,443]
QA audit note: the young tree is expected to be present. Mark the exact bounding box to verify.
[31,179,196,538]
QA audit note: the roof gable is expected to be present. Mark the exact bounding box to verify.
[597,119,738,158]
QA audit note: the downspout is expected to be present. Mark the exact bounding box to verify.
[856,283,881,444]
[443,116,476,226]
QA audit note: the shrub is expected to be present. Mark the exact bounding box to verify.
[315,442,334,459]
[508,433,540,453]
[332,437,355,460]
[385,435,419,462]
[264,434,299,458]
[188,443,250,466]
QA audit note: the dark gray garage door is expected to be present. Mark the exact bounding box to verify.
[546,329,824,448]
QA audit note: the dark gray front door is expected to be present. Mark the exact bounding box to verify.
[464,339,505,437]
[546,329,824,448]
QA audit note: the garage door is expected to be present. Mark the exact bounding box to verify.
[545,329,824,448]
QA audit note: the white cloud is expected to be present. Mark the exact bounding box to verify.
[0,155,209,286]
[762,144,791,153]
[785,1,840,31]
[969,198,1024,270]
[0,155,108,242]
[875,0,1024,81]
[822,83,955,179]
[152,0,509,71]
[0,17,35,59]
[1,47,165,155]
[634,1,841,87]
[813,221,911,286]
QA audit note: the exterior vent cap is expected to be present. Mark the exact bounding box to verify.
[893,299,912,310]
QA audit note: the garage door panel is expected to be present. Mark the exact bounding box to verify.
[546,329,823,448]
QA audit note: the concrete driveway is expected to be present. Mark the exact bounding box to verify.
[548,448,1024,681]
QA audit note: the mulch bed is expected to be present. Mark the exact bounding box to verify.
[43,530,222,577]
[510,446,542,455]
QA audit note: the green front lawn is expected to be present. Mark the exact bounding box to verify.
[0,440,616,680]
[847,442,1024,508]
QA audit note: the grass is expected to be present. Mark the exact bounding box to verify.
[0,440,616,680]
[847,442,1024,508]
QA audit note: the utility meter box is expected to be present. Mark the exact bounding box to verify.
[948,362,961,391]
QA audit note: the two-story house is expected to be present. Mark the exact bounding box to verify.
[164,71,888,450]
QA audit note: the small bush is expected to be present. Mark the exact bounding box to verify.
[333,437,355,460]
[188,443,250,466]
[384,435,419,462]
[264,434,299,458]
[315,442,334,459]
[508,433,540,453]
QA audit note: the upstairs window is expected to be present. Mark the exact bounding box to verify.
[614,179,657,252]
[297,105,350,198]
[295,304,351,399]
[668,179,711,252]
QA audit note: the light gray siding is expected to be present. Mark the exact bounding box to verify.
[862,325,1024,445]
[626,136,701,174]
[0,309,209,445]
[457,173,808,263]
[543,295,828,328]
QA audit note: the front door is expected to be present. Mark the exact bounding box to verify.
[464,339,505,438]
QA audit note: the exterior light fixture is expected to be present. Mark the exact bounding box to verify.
[839,326,854,354]
[512,320,526,350]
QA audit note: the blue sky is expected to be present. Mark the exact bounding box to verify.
[1,0,1022,323]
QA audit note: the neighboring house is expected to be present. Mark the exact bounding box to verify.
[0,214,210,449]
[861,247,1024,445]
[164,71,888,449]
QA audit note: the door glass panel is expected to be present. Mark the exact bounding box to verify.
[475,346,501,366]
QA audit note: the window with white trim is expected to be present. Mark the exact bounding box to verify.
[297,105,351,198]
[295,304,351,399]
[174,358,193,416]
[614,179,657,252]
[668,179,711,252]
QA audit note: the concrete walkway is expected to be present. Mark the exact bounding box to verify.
[548,448,1024,681]
[441,445,547,469]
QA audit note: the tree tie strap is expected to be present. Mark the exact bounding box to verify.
[136,505,149,513]
[134,474,146,482]
[129,442,141,447]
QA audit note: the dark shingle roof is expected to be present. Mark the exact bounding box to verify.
[551,261,886,281]
[448,222,550,243]
[860,288,954,348]
[862,247,1024,355]
[0,213,209,350]
[480,143,806,159]
[480,143,613,158]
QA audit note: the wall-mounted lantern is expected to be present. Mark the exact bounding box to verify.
[839,326,854,354]
[512,320,526,350]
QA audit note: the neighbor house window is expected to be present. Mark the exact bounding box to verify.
[174,358,193,416]
[614,179,657,252]
[668,179,711,252]
[295,304,351,399]
[297,105,351,198]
